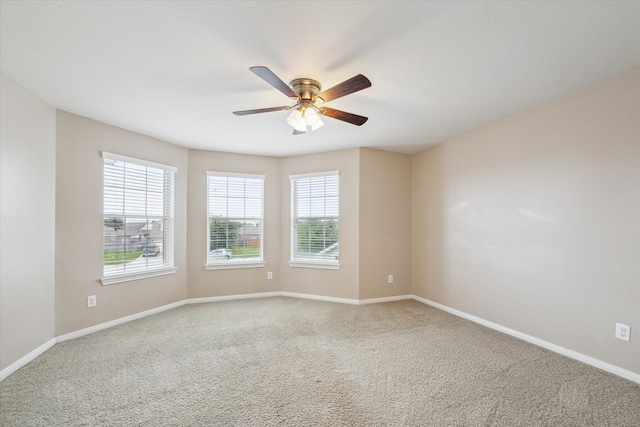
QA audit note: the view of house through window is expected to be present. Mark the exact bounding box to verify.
[103,152,175,278]
[207,172,264,264]
[290,171,339,265]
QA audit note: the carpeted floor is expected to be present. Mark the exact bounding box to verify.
[1,297,639,426]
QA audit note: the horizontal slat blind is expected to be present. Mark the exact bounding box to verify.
[207,172,264,262]
[103,153,174,276]
[291,172,339,262]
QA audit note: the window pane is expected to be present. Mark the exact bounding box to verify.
[207,174,264,263]
[245,198,262,219]
[103,155,174,277]
[291,173,339,263]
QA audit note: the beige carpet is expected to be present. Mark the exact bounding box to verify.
[1,297,639,426]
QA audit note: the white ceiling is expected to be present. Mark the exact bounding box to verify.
[1,1,639,157]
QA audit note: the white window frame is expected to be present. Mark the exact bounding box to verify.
[101,152,177,285]
[205,171,266,270]
[289,171,340,270]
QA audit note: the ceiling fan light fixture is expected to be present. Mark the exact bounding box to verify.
[304,108,320,126]
[310,116,324,131]
[294,119,307,132]
[286,108,303,128]
[287,108,307,132]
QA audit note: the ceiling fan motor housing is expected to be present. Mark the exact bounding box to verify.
[289,78,322,101]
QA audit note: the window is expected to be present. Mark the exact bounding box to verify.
[290,171,339,269]
[206,172,264,269]
[102,152,176,285]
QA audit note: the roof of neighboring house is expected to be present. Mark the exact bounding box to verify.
[238,224,261,236]
[104,221,162,237]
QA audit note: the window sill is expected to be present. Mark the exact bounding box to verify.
[288,261,341,270]
[101,267,178,285]
[204,261,266,271]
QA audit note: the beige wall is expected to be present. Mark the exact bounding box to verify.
[359,148,412,299]
[412,68,640,374]
[55,111,188,336]
[280,149,360,300]
[187,147,411,301]
[0,73,56,372]
[186,150,281,298]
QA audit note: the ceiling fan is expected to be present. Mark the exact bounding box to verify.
[233,66,372,135]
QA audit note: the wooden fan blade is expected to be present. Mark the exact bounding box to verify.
[320,107,368,126]
[315,74,371,103]
[250,66,299,99]
[233,106,290,116]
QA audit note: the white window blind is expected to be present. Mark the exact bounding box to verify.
[103,152,175,280]
[207,172,264,265]
[290,171,339,265]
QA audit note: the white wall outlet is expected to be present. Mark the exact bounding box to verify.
[87,295,97,308]
[267,272,273,280]
[388,275,394,284]
[615,323,630,341]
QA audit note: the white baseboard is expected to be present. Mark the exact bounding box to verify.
[280,292,413,305]
[358,295,413,305]
[187,292,281,304]
[0,338,56,381]
[56,300,186,343]
[412,295,640,385]
[281,291,360,305]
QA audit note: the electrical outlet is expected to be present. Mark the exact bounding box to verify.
[267,272,273,280]
[87,295,97,308]
[615,323,630,341]
[388,275,394,284]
